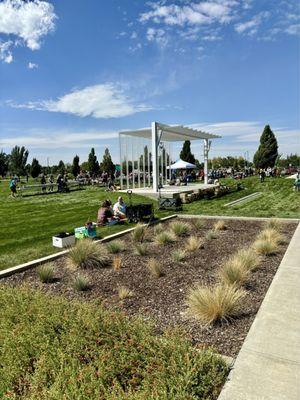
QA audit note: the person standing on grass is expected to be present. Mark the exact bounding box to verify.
[48,174,54,192]
[9,177,17,197]
[41,174,46,193]
[57,174,63,193]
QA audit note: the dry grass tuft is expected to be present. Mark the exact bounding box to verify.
[154,231,175,246]
[118,286,133,300]
[106,240,125,254]
[153,223,164,235]
[147,258,163,278]
[37,263,55,283]
[112,256,122,271]
[67,240,110,269]
[265,218,281,232]
[191,218,205,230]
[214,220,227,231]
[185,236,203,252]
[232,248,261,272]
[257,228,284,245]
[186,284,246,325]
[131,224,147,243]
[172,249,186,262]
[170,221,190,237]
[134,243,148,256]
[252,238,278,256]
[218,261,250,287]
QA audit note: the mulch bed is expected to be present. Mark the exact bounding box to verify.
[1,218,297,357]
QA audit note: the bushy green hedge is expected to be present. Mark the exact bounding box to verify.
[0,287,228,399]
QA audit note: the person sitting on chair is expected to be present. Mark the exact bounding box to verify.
[113,196,126,219]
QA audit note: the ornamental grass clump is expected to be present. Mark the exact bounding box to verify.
[147,258,163,278]
[73,275,89,291]
[172,249,186,263]
[218,261,250,287]
[186,284,246,325]
[154,223,164,235]
[67,239,110,269]
[205,230,218,240]
[185,236,203,252]
[214,220,227,231]
[37,263,55,283]
[112,256,122,271]
[265,218,281,232]
[106,240,125,254]
[154,231,175,246]
[134,243,148,256]
[170,221,190,237]
[132,223,147,243]
[257,228,284,245]
[233,248,261,272]
[253,238,278,256]
[118,286,133,300]
[191,218,205,230]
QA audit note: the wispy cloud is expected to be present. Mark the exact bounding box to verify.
[7,83,153,119]
[235,11,270,36]
[0,40,13,63]
[28,62,38,69]
[0,0,56,62]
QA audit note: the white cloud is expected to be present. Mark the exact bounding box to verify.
[235,12,270,36]
[7,83,153,119]
[0,0,56,62]
[0,40,13,63]
[146,27,168,47]
[28,62,38,69]
[285,24,300,35]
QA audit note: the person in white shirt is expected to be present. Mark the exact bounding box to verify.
[113,196,126,219]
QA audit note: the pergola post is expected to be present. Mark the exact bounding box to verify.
[151,121,159,192]
[204,138,208,184]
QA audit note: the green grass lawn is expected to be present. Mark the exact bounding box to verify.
[0,176,298,271]
[180,176,300,219]
[0,180,168,271]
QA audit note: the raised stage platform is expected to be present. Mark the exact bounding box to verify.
[119,183,217,199]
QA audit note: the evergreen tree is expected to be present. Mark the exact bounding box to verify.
[0,151,9,177]
[179,140,196,164]
[72,155,80,177]
[253,125,278,168]
[87,148,99,175]
[57,160,65,175]
[30,158,42,178]
[9,146,29,176]
[100,148,115,175]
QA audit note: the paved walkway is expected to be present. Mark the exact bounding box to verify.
[218,222,300,400]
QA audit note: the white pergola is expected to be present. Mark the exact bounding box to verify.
[119,122,221,192]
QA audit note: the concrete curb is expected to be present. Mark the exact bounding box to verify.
[179,214,300,223]
[224,192,262,207]
[0,215,177,279]
[218,221,300,400]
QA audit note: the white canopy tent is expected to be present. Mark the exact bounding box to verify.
[119,122,221,192]
[167,159,196,169]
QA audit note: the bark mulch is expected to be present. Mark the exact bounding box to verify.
[2,218,297,357]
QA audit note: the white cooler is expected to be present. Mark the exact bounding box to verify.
[52,233,75,248]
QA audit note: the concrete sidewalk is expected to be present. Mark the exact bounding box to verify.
[218,222,300,400]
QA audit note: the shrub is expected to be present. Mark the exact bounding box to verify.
[112,256,122,271]
[257,228,284,245]
[186,284,246,325]
[73,275,89,291]
[253,239,278,256]
[118,286,133,300]
[231,249,261,272]
[265,218,281,232]
[67,239,110,269]
[191,218,205,230]
[134,243,148,256]
[132,223,147,243]
[154,231,175,246]
[185,236,203,252]
[37,263,55,283]
[0,287,228,399]
[214,220,226,231]
[170,221,190,237]
[147,258,163,277]
[206,230,218,240]
[218,261,250,287]
[172,249,186,262]
[106,240,125,254]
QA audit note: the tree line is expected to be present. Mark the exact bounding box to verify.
[0,146,115,178]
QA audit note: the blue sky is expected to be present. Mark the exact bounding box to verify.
[0,0,299,165]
